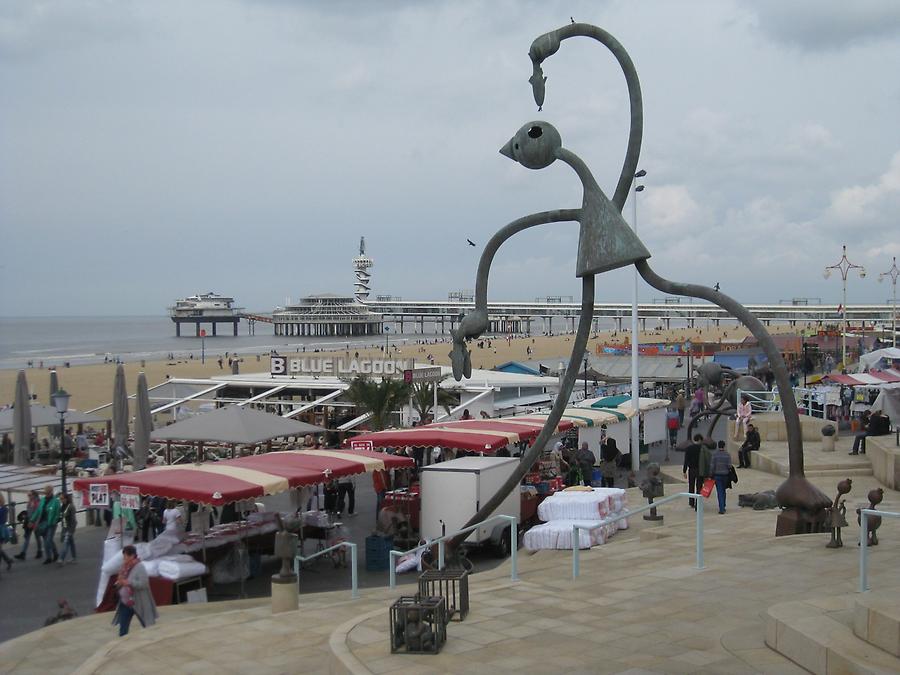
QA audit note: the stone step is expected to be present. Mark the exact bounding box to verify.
[766,595,900,674]
[805,468,875,478]
[855,590,900,657]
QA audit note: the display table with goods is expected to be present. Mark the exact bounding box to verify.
[523,487,629,550]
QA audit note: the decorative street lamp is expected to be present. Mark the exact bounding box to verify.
[52,388,71,494]
[583,353,589,398]
[630,169,645,473]
[879,256,899,348]
[824,244,866,367]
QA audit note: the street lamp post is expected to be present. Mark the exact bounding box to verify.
[630,170,645,473]
[52,388,71,494]
[583,354,589,398]
[824,244,866,367]
[879,256,899,348]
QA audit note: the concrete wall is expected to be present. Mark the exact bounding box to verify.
[867,435,899,490]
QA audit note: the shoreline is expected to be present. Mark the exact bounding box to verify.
[0,324,809,414]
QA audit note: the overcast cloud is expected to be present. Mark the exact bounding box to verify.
[1,0,899,316]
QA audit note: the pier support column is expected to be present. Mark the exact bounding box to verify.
[176,322,181,337]
[212,322,217,337]
[233,321,238,337]
[196,323,201,337]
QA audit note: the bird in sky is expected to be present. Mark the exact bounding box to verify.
[467,239,476,247]
[714,282,720,292]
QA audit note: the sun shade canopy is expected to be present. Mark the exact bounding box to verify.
[150,405,324,444]
[72,448,413,506]
[349,414,578,453]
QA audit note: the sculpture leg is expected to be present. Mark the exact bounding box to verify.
[447,274,595,551]
[635,260,829,514]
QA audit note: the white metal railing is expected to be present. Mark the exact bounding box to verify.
[572,492,704,579]
[858,509,900,592]
[738,387,826,419]
[389,514,518,589]
[293,541,359,599]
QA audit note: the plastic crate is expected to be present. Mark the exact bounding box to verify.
[365,534,393,572]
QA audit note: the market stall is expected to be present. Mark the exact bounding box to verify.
[73,447,415,608]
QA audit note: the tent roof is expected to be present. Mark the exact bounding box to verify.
[0,403,108,433]
[72,448,412,505]
[824,371,900,386]
[350,414,577,453]
[150,405,324,444]
[857,347,900,373]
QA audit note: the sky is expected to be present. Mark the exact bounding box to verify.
[1,0,899,316]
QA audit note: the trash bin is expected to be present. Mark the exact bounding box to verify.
[821,424,836,452]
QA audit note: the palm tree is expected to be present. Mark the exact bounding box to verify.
[410,383,457,424]
[342,376,410,431]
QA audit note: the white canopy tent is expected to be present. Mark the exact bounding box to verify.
[857,347,900,373]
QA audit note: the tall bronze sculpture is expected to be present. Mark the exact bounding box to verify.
[447,23,829,548]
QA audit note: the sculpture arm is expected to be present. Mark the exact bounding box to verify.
[450,209,579,380]
[530,23,643,210]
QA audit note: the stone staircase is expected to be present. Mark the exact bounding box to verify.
[729,412,875,479]
[765,587,900,674]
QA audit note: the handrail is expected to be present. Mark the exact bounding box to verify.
[858,509,900,592]
[293,541,359,599]
[389,514,518,589]
[573,492,704,579]
[738,387,825,419]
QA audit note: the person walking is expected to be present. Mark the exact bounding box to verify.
[58,492,78,565]
[682,435,703,509]
[709,441,734,514]
[0,494,13,572]
[675,390,686,427]
[32,485,61,565]
[112,544,158,637]
[739,423,760,468]
[14,490,44,560]
[734,395,752,440]
[337,475,356,517]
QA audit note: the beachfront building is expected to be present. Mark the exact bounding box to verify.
[271,293,383,337]
[168,292,244,337]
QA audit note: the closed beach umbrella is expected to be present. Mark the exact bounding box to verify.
[112,364,129,450]
[49,370,59,405]
[13,370,33,465]
[133,372,152,470]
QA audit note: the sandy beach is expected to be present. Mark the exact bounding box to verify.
[0,323,809,415]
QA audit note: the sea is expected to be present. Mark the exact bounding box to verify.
[0,316,449,370]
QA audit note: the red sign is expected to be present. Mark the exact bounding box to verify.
[200,329,207,337]
[351,440,374,452]
[120,485,141,510]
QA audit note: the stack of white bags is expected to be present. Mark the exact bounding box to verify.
[523,487,629,551]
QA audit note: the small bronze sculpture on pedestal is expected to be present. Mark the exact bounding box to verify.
[825,478,851,548]
[857,487,885,547]
[641,463,665,522]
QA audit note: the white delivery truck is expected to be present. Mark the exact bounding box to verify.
[420,456,520,557]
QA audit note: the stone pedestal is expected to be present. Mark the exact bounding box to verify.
[271,575,299,614]
[821,434,836,452]
[775,508,827,537]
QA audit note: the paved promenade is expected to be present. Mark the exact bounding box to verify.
[2,435,899,674]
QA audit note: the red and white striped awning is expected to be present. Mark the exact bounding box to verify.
[348,412,593,454]
[72,449,413,506]
[824,370,900,386]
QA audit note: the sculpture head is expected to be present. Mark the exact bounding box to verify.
[868,487,884,508]
[836,478,852,495]
[500,121,562,170]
